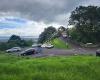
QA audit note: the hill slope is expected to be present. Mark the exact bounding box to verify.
[0,52,100,80]
[50,38,70,49]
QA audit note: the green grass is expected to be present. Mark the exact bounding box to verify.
[50,38,70,49]
[0,52,100,80]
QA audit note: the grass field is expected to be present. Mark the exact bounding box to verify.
[0,52,100,80]
[50,38,70,49]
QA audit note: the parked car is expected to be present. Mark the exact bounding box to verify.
[32,44,38,47]
[96,49,100,56]
[21,48,37,56]
[41,44,54,49]
[41,44,47,48]
[46,44,54,49]
[6,47,21,53]
[32,44,42,47]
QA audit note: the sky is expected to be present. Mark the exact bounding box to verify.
[0,0,100,37]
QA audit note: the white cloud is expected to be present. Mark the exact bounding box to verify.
[0,17,61,37]
[81,0,100,6]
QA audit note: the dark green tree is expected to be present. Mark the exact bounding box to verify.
[38,26,57,43]
[69,6,100,43]
[8,35,21,43]
[8,35,32,47]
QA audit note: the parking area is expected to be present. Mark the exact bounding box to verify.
[6,41,99,57]
[7,47,97,58]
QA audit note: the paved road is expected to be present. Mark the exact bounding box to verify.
[42,48,96,56]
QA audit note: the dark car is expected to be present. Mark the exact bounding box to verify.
[21,48,37,56]
[96,49,100,56]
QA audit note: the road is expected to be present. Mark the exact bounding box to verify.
[19,47,98,57]
[41,48,96,57]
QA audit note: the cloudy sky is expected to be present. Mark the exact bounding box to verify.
[0,0,100,37]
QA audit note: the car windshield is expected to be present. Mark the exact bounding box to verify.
[25,48,35,52]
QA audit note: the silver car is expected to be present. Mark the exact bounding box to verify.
[41,44,54,49]
[6,47,21,53]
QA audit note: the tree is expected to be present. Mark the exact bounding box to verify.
[8,35,33,47]
[8,35,21,43]
[38,26,57,43]
[69,6,100,43]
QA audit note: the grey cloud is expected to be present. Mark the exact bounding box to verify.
[0,0,100,24]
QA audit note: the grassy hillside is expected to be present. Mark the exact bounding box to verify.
[50,38,70,49]
[0,52,100,80]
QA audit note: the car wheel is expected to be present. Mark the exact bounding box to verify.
[21,53,25,56]
[7,51,10,53]
[17,50,20,52]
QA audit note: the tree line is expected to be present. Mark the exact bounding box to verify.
[0,35,33,51]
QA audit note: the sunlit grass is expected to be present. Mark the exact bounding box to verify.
[0,52,100,80]
[50,38,70,49]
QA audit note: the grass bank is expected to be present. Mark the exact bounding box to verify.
[0,52,100,80]
[50,38,70,49]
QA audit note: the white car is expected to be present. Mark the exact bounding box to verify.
[41,44,47,48]
[41,44,54,49]
[32,44,42,47]
[6,47,21,53]
[32,44,38,47]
